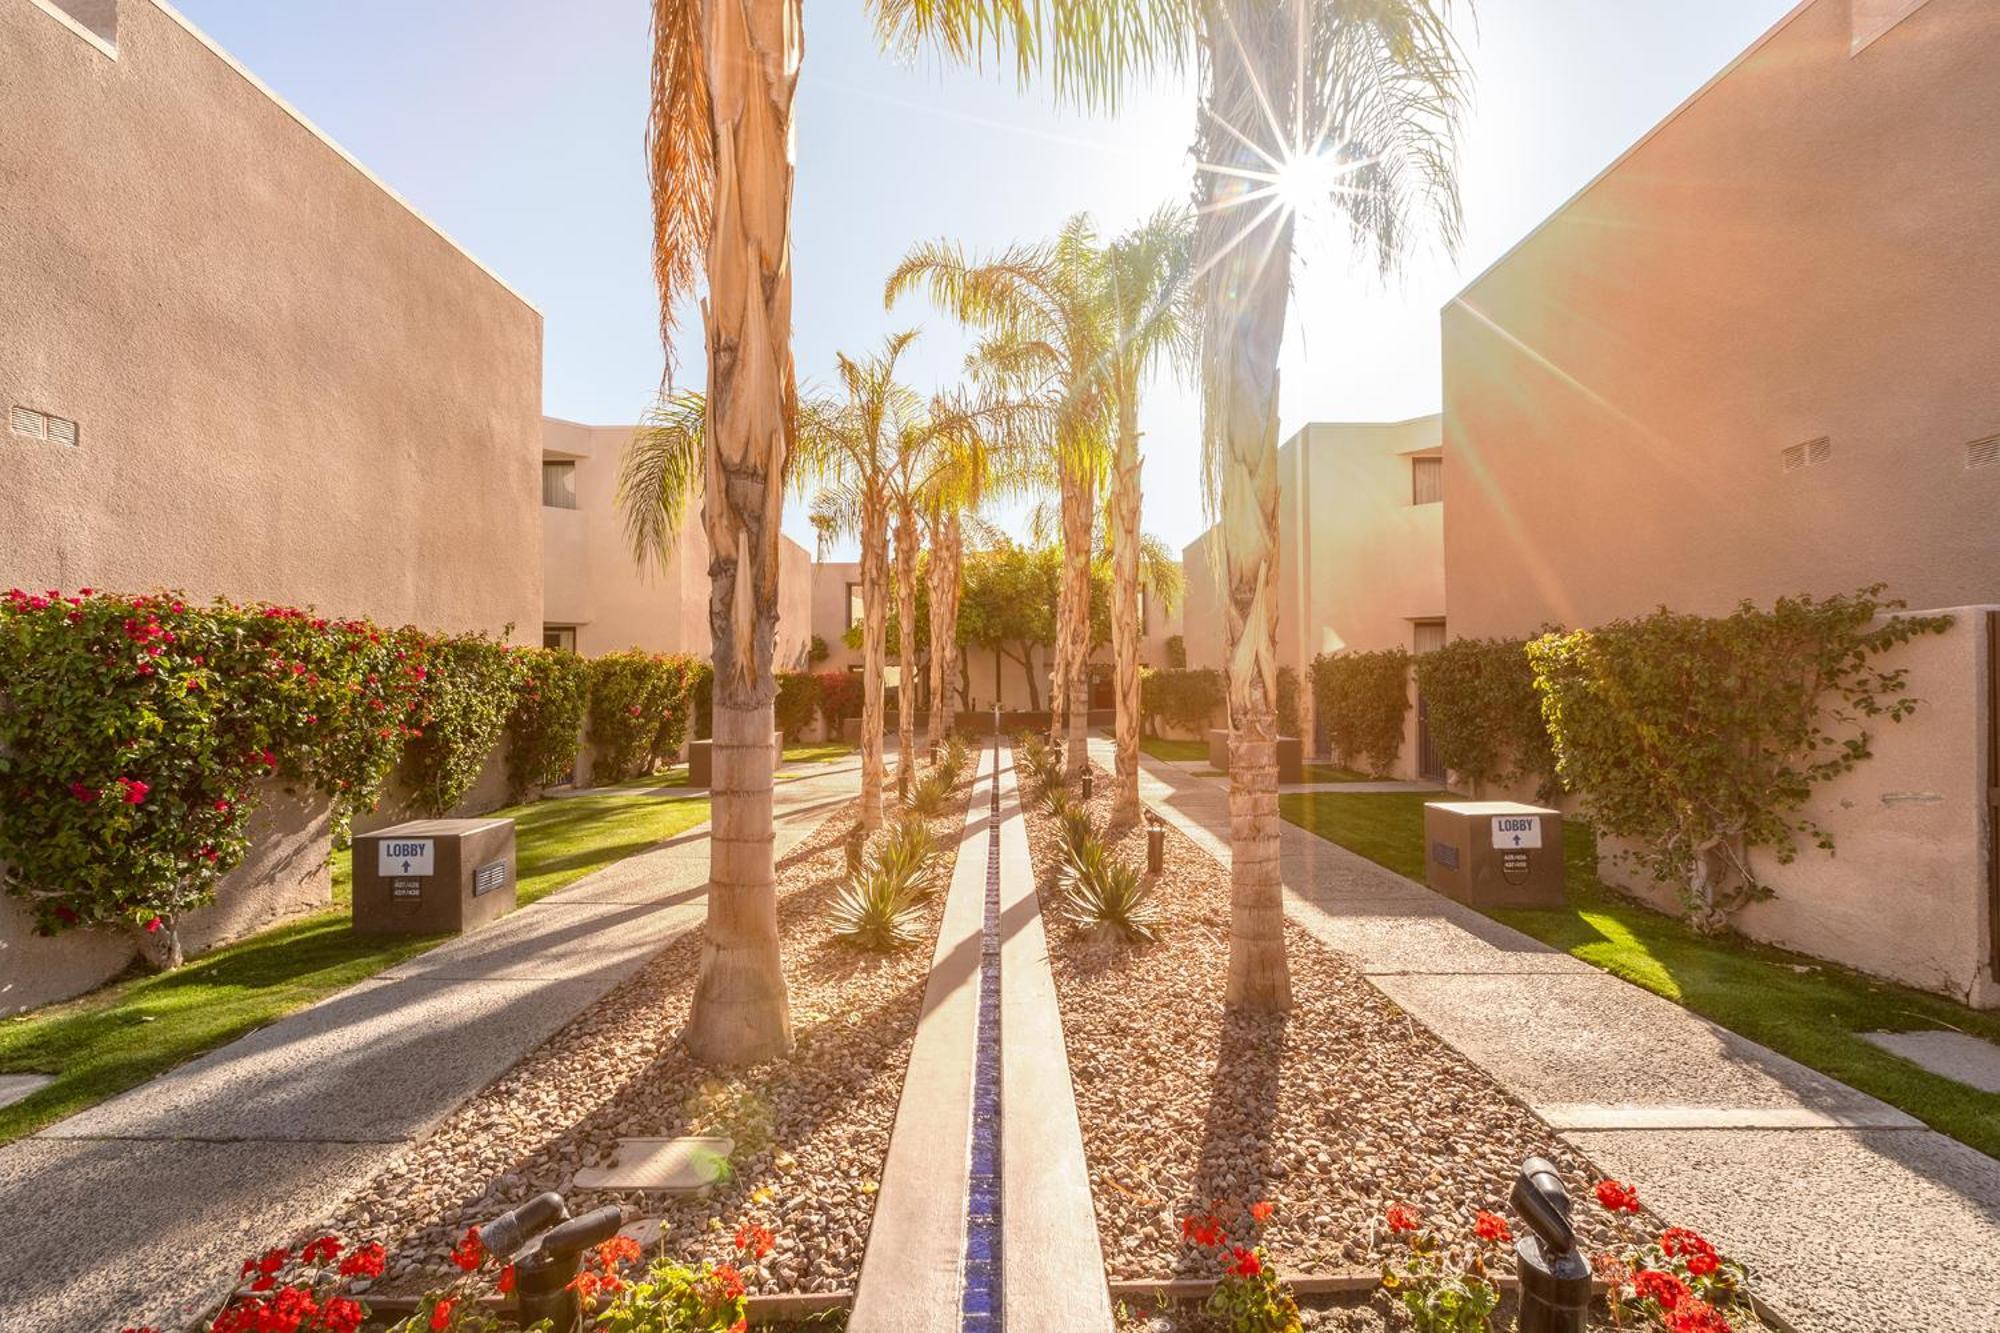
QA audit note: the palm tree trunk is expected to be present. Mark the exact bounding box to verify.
[1111,388,1143,823]
[1048,553,1070,750]
[941,509,963,731]
[894,499,919,794]
[1062,465,1094,779]
[925,511,946,756]
[1201,19,1293,1014]
[682,0,803,1064]
[859,483,888,830]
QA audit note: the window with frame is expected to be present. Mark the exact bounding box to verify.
[1411,455,1443,506]
[543,626,577,651]
[846,582,863,630]
[542,460,578,509]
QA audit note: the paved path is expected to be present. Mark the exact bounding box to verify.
[853,741,1110,1332]
[1099,738,2000,1333]
[0,760,861,1333]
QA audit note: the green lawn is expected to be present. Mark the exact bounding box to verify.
[1298,762,1370,784]
[1279,791,2000,1160]
[2,785,710,1146]
[1140,737,1208,764]
[781,741,856,766]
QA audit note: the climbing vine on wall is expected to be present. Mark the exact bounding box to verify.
[1528,587,1951,932]
[1412,635,1558,798]
[1309,648,1410,776]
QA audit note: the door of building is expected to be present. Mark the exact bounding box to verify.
[1413,619,1447,783]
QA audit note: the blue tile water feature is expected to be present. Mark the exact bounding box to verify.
[962,736,1005,1330]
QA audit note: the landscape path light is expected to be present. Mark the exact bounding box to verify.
[1510,1156,1591,1333]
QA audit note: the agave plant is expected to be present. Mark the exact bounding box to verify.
[1053,801,1094,862]
[942,734,971,780]
[906,767,954,818]
[1056,837,1158,944]
[829,862,926,950]
[876,816,937,900]
[1040,779,1079,820]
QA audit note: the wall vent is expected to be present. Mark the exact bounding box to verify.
[11,406,47,439]
[1782,437,1832,472]
[1968,435,2000,471]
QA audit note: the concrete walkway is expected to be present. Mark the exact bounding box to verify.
[1099,738,2000,1333]
[0,759,861,1333]
[853,742,1111,1332]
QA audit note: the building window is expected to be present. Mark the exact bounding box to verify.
[1411,455,1443,506]
[1413,619,1447,655]
[1137,587,1149,634]
[846,581,863,630]
[542,460,578,509]
[543,626,577,652]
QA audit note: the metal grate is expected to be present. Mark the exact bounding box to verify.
[1967,435,2000,470]
[10,406,46,439]
[46,415,78,447]
[1782,436,1832,471]
[1411,455,1444,505]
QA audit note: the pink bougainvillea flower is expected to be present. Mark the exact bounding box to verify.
[144,917,163,934]
[70,781,99,804]
[118,778,150,805]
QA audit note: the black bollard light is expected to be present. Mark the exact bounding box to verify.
[1146,819,1166,874]
[1510,1157,1592,1333]
[1081,771,1094,801]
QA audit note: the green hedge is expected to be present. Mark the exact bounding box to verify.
[815,671,862,727]
[404,633,524,817]
[1528,588,1949,931]
[1309,648,1409,776]
[1139,666,1224,737]
[775,671,821,741]
[1412,636,1556,796]
[1276,664,1301,738]
[586,650,703,784]
[506,647,591,799]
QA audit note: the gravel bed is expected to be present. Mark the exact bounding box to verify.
[324,768,973,1298]
[1021,754,1613,1284]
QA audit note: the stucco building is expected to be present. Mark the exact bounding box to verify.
[1440,0,1999,1005]
[539,417,815,667]
[1181,417,1446,775]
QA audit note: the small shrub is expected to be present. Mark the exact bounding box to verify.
[1588,1177,1757,1331]
[1056,837,1158,943]
[1309,648,1410,776]
[906,765,953,817]
[1275,664,1301,738]
[816,670,862,730]
[940,733,971,781]
[1164,633,1187,669]
[505,646,590,799]
[1380,1202,1505,1333]
[829,864,927,950]
[875,815,937,899]
[1180,1203,1299,1333]
[1412,635,1556,797]
[1052,801,1094,861]
[587,650,701,784]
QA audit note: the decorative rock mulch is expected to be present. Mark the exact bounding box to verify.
[324,763,973,1298]
[1021,754,1613,1285]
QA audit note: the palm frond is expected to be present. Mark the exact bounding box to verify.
[617,390,705,575]
[647,0,712,379]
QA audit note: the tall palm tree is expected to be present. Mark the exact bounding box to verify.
[1103,205,1198,822]
[1188,1,1471,1010]
[652,0,1189,1065]
[887,216,1114,781]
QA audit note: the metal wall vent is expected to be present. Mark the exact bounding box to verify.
[1782,437,1832,472]
[1967,435,2000,470]
[11,405,46,439]
[46,416,78,447]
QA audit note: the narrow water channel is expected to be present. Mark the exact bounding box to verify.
[961,736,1004,1329]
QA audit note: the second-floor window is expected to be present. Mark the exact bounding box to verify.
[1411,455,1443,506]
[846,581,863,630]
[542,460,578,509]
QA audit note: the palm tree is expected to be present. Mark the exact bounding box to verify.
[1103,206,1197,823]
[1187,2,1472,1010]
[887,216,1114,782]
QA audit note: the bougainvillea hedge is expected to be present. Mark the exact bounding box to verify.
[585,650,704,784]
[0,588,691,958]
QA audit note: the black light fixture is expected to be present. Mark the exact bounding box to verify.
[1511,1157,1591,1333]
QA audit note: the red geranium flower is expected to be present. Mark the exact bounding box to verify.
[1385,1204,1420,1235]
[497,1264,517,1295]
[1667,1297,1734,1333]
[1595,1178,1642,1214]
[429,1297,455,1331]
[1249,1200,1274,1224]
[299,1235,342,1265]
[1661,1226,1717,1268]
[1228,1246,1262,1278]
[338,1242,386,1279]
[734,1222,775,1259]
[1474,1210,1512,1244]
[449,1227,484,1272]
[1633,1268,1690,1311]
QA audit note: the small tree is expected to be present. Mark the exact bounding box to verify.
[1528,588,1950,932]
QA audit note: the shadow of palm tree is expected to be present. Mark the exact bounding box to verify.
[1187,1004,1287,1253]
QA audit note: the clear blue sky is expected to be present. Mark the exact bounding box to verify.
[173,0,1799,556]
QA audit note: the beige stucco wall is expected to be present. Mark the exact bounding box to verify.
[0,0,541,1010]
[1600,610,1996,1008]
[1,0,544,637]
[1442,0,2000,640]
[1182,419,1446,764]
[541,418,814,671]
